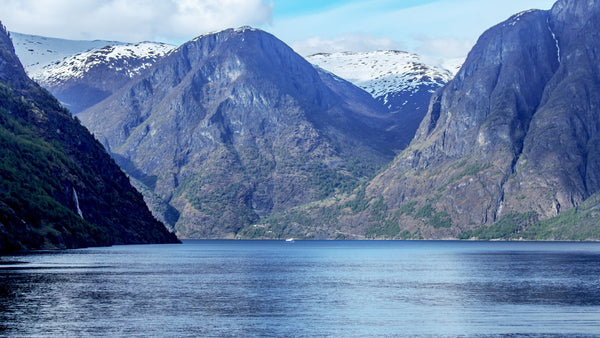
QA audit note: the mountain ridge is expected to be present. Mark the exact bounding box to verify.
[307,50,456,108]
[78,27,406,238]
[307,51,460,145]
[10,32,125,77]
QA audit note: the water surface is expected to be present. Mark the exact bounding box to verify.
[1,240,600,337]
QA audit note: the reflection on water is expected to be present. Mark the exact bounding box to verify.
[1,241,600,336]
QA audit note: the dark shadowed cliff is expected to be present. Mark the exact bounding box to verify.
[0,23,179,253]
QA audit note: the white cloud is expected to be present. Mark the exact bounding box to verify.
[0,0,273,43]
[415,37,475,59]
[291,34,405,56]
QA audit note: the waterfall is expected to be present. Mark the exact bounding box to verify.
[547,18,561,63]
[73,187,84,219]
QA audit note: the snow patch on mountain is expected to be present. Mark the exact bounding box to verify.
[36,42,174,86]
[507,9,538,27]
[10,32,125,77]
[306,51,460,102]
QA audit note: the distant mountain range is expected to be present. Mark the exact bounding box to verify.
[308,51,460,145]
[0,25,178,252]
[13,32,460,148]
[11,33,174,113]
[307,51,457,111]
[12,33,457,121]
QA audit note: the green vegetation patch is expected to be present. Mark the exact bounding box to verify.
[520,195,600,240]
[459,212,539,240]
[396,201,417,217]
[415,203,452,228]
[309,162,355,200]
[237,208,317,239]
[365,219,401,239]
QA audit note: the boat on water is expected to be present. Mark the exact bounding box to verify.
[285,238,295,243]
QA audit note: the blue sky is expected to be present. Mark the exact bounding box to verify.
[272,0,440,17]
[265,0,557,57]
[1,0,557,59]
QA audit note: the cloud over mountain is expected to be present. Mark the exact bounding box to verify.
[0,0,273,43]
[291,33,405,57]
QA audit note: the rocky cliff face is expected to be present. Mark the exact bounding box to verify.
[79,28,402,238]
[0,23,179,253]
[248,0,600,240]
[362,0,600,238]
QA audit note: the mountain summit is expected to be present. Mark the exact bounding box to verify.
[79,27,405,238]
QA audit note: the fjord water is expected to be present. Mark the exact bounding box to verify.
[1,241,600,337]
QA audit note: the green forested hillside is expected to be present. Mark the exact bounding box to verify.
[0,24,178,253]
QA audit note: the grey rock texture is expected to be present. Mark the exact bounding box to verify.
[79,28,403,238]
[362,0,600,238]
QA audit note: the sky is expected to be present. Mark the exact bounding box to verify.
[0,0,557,59]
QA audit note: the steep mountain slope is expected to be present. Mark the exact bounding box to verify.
[243,0,600,240]
[34,42,174,113]
[78,27,402,238]
[363,0,600,239]
[0,24,179,253]
[307,51,457,143]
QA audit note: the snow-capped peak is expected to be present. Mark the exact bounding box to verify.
[35,41,174,86]
[306,50,460,101]
[189,26,261,44]
[10,32,126,77]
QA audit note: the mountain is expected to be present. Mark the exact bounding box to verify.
[10,32,124,77]
[17,33,455,148]
[0,23,179,253]
[307,51,455,111]
[307,51,457,144]
[78,27,405,238]
[242,0,600,240]
[34,42,174,113]
[11,32,174,113]
[365,0,600,239]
